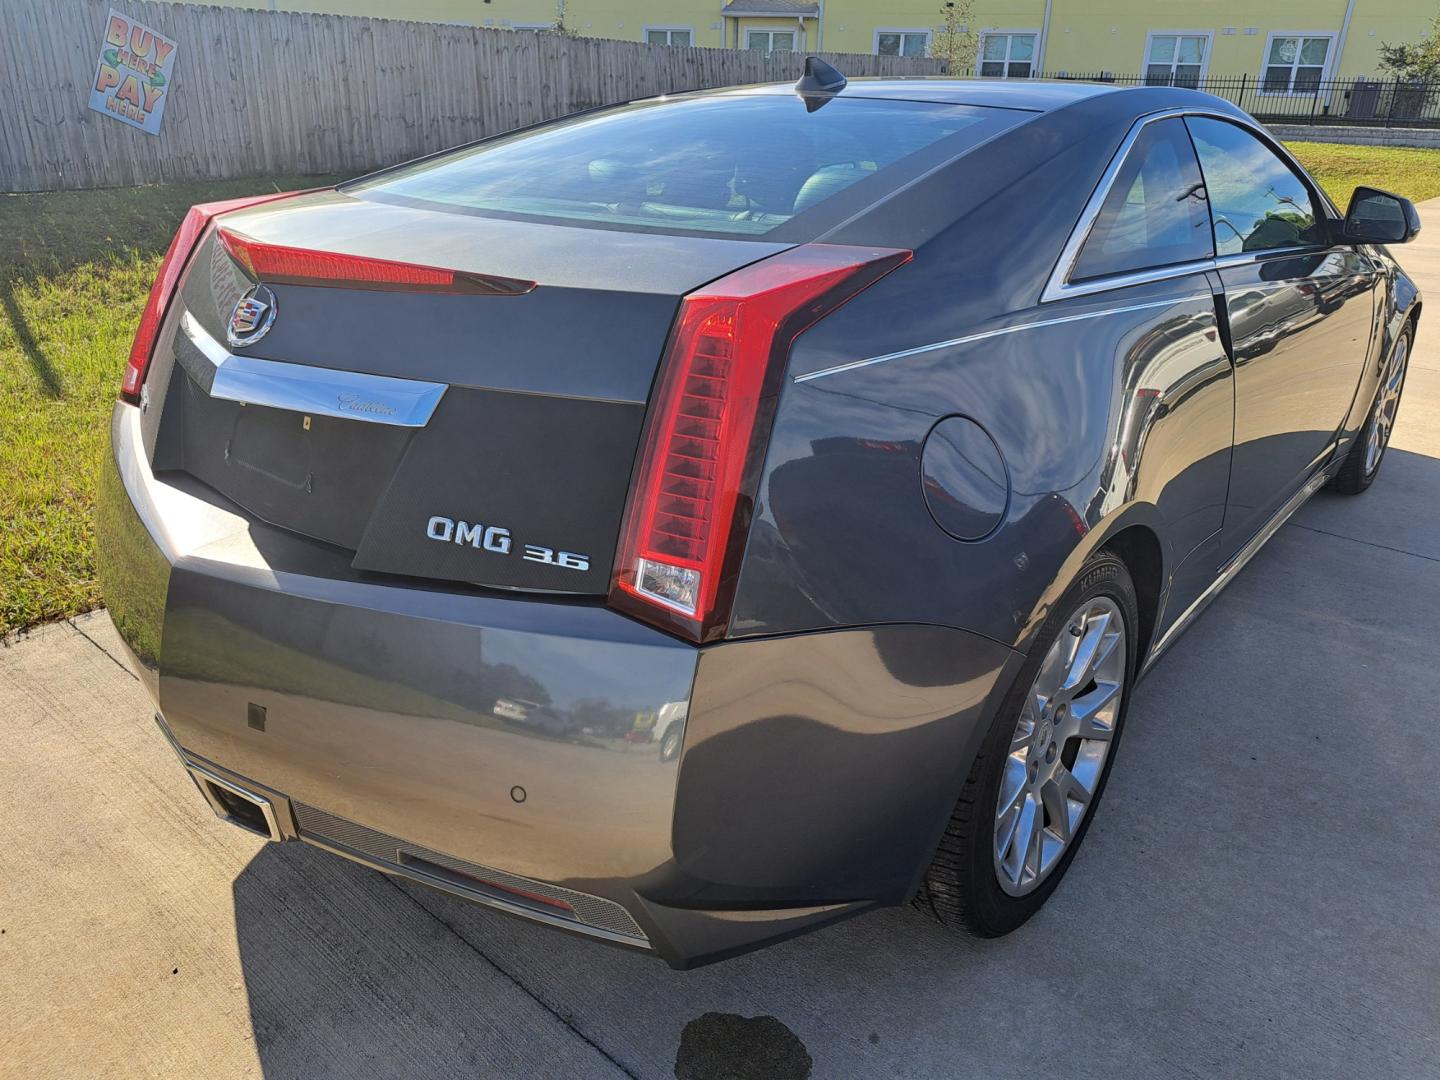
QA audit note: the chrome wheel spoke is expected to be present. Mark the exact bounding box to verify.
[1060,610,1111,695]
[998,792,1041,886]
[1367,339,1408,475]
[1024,811,1044,882]
[997,754,1028,821]
[1070,735,1109,794]
[1064,679,1121,740]
[1040,767,1087,843]
[1386,340,1408,396]
[995,798,1023,861]
[1011,698,1039,752]
[1032,637,1070,709]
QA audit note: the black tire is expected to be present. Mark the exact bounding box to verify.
[659,725,682,762]
[914,550,1139,937]
[1329,326,1411,496]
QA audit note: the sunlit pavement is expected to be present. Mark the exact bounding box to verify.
[3,201,1438,1080]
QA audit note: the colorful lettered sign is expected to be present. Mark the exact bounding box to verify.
[88,9,178,135]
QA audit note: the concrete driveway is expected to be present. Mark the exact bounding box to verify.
[4,203,1439,1080]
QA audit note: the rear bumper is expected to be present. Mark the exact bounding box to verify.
[99,403,1018,967]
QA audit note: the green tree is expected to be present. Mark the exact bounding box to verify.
[551,0,579,37]
[933,0,977,74]
[1378,9,1440,81]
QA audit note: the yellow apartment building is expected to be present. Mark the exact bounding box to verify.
[209,0,1434,85]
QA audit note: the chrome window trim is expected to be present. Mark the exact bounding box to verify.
[793,293,1210,383]
[1040,106,1341,304]
[180,311,447,427]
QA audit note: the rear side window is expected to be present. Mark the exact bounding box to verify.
[1071,118,1214,282]
[348,95,1020,237]
[1185,117,1326,256]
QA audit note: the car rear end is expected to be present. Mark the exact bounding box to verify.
[98,87,1022,966]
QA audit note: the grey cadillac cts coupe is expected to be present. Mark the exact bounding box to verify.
[98,63,1422,968]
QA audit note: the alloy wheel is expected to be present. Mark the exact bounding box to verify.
[1365,335,1409,477]
[994,596,1127,896]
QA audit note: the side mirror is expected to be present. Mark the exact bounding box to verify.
[1342,186,1421,244]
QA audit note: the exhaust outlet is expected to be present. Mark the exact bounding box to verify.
[152,714,289,842]
[188,764,285,842]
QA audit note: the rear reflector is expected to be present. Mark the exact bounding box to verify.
[122,192,298,404]
[217,228,535,296]
[610,244,912,642]
[398,853,575,913]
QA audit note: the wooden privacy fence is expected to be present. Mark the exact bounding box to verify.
[0,0,947,192]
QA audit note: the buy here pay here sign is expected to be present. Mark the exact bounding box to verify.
[88,9,178,135]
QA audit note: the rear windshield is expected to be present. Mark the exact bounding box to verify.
[347,95,1019,237]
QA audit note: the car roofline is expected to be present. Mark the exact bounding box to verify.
[675,75,1126,110]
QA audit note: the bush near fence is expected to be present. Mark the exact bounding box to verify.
[1,0,945,193]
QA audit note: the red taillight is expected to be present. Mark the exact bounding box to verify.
[216,229,535,296]
[609,244,912,642]
[121,191,298,404]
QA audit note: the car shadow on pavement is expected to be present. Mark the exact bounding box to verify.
[230,839,978,1080]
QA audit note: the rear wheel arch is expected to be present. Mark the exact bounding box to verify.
[1013,503,1168,661]
[1100,524,1163,666]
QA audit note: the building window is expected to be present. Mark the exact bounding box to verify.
[1261,34,1333,93]
[645,27,693,46]
[876,29,930,58]
[747,30,796,53]
[978,32,1038,78]
[1144,33,1209,87]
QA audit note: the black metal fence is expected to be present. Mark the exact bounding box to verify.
[962,71,1440,128]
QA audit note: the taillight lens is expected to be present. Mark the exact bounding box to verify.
[610,244,911,642]
[121,192,298,404]
[217,229,535,296]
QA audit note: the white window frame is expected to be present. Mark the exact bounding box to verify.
[1258,31,1337,95]
[1141,30,1214,86]
[643,26,695,47]
[976,29,1041,79]
[746,28,799,53]
[873,28,931,59]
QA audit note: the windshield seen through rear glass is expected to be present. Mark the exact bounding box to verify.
[348,94,1018,237]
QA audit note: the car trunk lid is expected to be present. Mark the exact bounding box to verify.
[154,190,789,595]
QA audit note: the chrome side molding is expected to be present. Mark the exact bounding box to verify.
[180,312,447,427]
[1141,468,1331,675]
[795,294,1209,384]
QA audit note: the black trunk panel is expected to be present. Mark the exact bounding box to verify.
[351,389,643,593]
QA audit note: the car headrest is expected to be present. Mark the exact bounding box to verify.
[792,163,870,215]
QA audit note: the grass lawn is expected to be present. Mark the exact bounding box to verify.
[0,175,341,635]
[1287,141,1440,207]
[2,140,1438,636]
